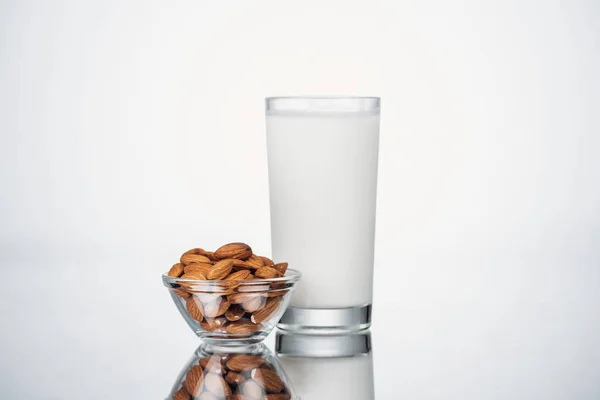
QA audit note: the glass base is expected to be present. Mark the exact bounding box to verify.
[277,305,371,334]
[276,329,372,358]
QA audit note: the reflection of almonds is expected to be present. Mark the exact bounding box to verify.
[181,253,211,265]
[252,367,285,393]
[197,393,219,400]
[255,267,282,279]
[199,357,224,374]
[264,394,292,400]
[273,262,288,275]
[226,354,266,371]
[251,297,282,324]
[200,317,227,332]
[225,304,245,321]
[173,387,189,400]
[203,298,231,318]
[259,256,274,266]
[242,295,266,313]
[229,293,259,304]
[168,263,184,277]
[183,365,203,396]
[186,297,204,322]
[214,242,252,260]
[181,271,206,280]
[246,254,264,269]
[208,259,233,280]
[184,262,212,276]
[204,373,232,397]
[242,380,265,399]
[225,371,246,386]
[173,288,190,299]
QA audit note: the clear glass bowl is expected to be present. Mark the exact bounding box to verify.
[166,343,297,400]
[163,269,300,344]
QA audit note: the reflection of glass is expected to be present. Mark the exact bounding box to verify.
[166,343,296,399]
[266,97,380,333]
[275,330,375,400]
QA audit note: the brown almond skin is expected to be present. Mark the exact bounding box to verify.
[173,288,191,299]
[181,271,207,280]
[200,317,227,332]
[245,254,264,268]
[259,256,274,266]
[208,259,234,280]
[264,394,291,400]
[255,267,282,279]
[183,365,204,396]
[214,242,253,260]
[225,371,246,386]
[182,247,208,257]
[226,354,266,372]
[186,297,204,322]
[184,262,213,276]
[272,262,288,275]
[251,297,282,324]
[204,373,232,397]
[181,253,212,265]
[251,367,284,393]
[173,387,190,400]
[225,320,262,334]
[168,263,185,277]
[225,304,245,322]
[225,270,251,281]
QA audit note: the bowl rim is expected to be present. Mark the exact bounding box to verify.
[162,268,301,286]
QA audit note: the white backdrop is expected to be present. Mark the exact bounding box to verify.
[1,1,599,399]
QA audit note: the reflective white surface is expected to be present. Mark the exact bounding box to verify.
[1,1,600,399]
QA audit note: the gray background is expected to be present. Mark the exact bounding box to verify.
[1,0,599,398]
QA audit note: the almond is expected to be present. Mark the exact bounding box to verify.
[246,274,255,280]
[181,271,207,280]
[251,297,282,324]
[246,254,264,269]
[264,394,291,400]
[181,253,212,265]
[208,259,234,280]
[226,354,266,371]
[225,304,245,321]
[204,373,232,397]
[251,367,284,393]
[231,259,259,270]
[182,247,208,257]
[183,364,204,396]
[226,320,261,335]
[229,293,261,304]
[203,298,231,318]
[272,262,288,275]
[225,270,251,281]
[225,371,246,386]
[255,267,282,279]
[259,256,274,267]
[173,288,190,299]
[168,262,185,277]
[205,251,219,261]
[184,262,213,276]
[200,357,224,374]
[173,387,189,400]
[241,380,264,399]
[186,297,204,322]
[242,295,266,313]
[215,242,252,260]
[200,317,227,332]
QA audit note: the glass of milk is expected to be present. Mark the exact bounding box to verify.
[275,330,374,400]
[265,96,380,332]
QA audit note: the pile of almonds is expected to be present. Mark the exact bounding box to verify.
[173,352,292,400]
[167,242,290,335]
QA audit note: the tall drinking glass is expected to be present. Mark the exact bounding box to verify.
[266,96,380,332]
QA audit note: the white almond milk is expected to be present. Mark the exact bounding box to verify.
[266,112,380,308]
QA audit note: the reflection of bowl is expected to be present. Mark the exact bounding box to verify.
[163,269,300,344]
[167,343,296,400]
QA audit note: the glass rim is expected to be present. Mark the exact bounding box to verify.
[162,268,301,286]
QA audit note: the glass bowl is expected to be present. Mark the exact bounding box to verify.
[167,343,296,400]
[163,269,300,344]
